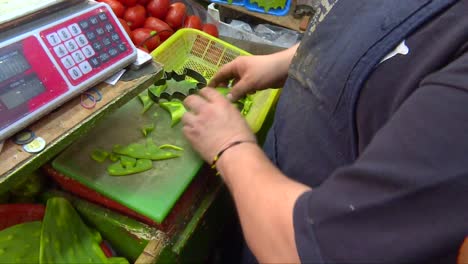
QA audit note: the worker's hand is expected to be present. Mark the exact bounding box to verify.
[208,54,290,101]
[182,87,256,163]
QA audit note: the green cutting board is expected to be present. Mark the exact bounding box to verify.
[52,95,203,224]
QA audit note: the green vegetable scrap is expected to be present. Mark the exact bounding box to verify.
[107,159,153,176]
[0,221,41,264]
[109,153,120,162]
[215,87,253,116]
[138,93,155,114]
[249,0,287,11]
[148,82,168,98]
[113,138,180,161]
[159,101,187,127]
[165,79,198,93]
[120,156,137,168]
[241,96,253,116]
[91,149,110,163]
[40,197,112,264]
[228,0,233,4]
[141,123,155,137]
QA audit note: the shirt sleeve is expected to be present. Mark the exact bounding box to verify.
[293,51,468,263]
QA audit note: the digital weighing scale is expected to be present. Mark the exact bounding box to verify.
[0,0,137,142]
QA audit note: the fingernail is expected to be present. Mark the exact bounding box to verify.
[227,93,233,102]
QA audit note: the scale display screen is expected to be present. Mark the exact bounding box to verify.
[0,75,45,109]
[0,49,30,83]
[0,1,137,141]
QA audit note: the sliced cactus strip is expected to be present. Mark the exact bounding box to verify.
[159,144,184,151]
[0,221,41,264]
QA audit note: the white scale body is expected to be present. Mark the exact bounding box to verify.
[0,1,137,141]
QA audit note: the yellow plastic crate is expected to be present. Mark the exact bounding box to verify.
[151,28,279,133]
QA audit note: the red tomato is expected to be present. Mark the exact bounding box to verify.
[118,0,138,6]
[137,46,149,53]
[147,0,170,20]
[144,17,174,41]
[124,5,146,30]
[183,15,203,30]
[202,23,219,38]
[100,0,125,18]
[137,0,150,5]
[118,18,132,37]
[132,28,160,52]
[164,2,186,29]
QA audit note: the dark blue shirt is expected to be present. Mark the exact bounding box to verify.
[265,1,468,263]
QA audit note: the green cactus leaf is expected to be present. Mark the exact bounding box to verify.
[249,0,287,11]
[112,138,180,161]
[40,197,108,263]
[0,221,41,264]
[107,257,131,264]
[41,190,150,263]
[107,159,153,176]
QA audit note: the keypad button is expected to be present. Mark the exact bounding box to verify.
[108,48,119,57]
[68,23,81,36]
[110,32,120,42]
[86,31,97,41]
[79,20,90,30]
[61,55,75,69]
[46,33,61,46]
[82,45,95,58]
[117,43,127,52]
[75,34,88,47]
[98,12,108,21]
[104,23,114,32]
[53,44,68,58]
[99,53,110,63]
[92,42,103,51]
[58,28,72,41]
[102,37,112,46]
[79,61,92,74]
[89,57,101,68]
[64,39,79,52]
[96,27,105,36]
[68,66,82,80]
[71,50,85,63]
[89,16,99,25]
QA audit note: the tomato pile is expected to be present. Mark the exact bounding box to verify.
[98,0,219,53]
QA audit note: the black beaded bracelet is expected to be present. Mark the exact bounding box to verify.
[211,140,257,170]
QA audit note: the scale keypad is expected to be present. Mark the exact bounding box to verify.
[40,8,132,85]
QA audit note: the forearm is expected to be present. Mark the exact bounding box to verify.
[272,44,300,84]
[216,142,310,263]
